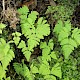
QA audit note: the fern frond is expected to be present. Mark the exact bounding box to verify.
[51,63,62,78]
[18,6,29,15]
[53,20,80,59]
[18,6,50,51]
[0,38,15,80]
[0,64,6,79]
[18,40,32,61]
[17,6,50,61]
[72,28,80,45]
[13,62,34,80]
[40,39,57,62]
[1,49,15,69]
[39,63,50,75]
[12,32,21,45]
[0,38,15,69]
[46,5,73,20]
[28,11,39,22]
[53,20,63,34]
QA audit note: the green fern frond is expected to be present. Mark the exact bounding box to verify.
[72,28,80,45]
[53,20,80,59]
[13,62,34,80]
[0,38,15,80]
[46,5,73,20]
[18,40,32,61]
[14,39,61,80]
[28,11,39,22]
[18,40,26,49]
[17,6,50,61]
[0,38,15,69]
[39,63,50,75]
[53,20,63,34]
[0,64,6,79]
[51,63,62,78]
[1,49,15,69]
[18,6,29,15]
[38,40,61,79]
[40,39,57,61]
[18,6,50,51]
[12,32,21,45]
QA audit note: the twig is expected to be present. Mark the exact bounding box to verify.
[2,0,5,11]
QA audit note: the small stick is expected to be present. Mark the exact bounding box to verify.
[2,0,5,11]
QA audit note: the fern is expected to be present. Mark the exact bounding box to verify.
[18,40,32,61]
[12,32,21,45]
[53,20,80,59]
[16,6,50,61]
[39,40,62,79]
[46,5,73,20]
[14,39,62,80]
[31,40,61,79]
[13,62,34,80]
[0,38,15,79]
[40,39,57,62]
[18,6,50,51]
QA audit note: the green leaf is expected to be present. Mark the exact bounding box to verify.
[74,35,80,45]
[50,51,57,59]
[69,38,77,48]
[1,49,15,69]
[62,45,74,59]
[44,75,56,80]
[60,38,68,45]
[20,15,27,20]
[18,6,29,15]
[0,23,6,29]
[36,23,50,37]
[0,65,6,79]
[28,11,39,22]
[40,42,47,49]
[48,39,54,50]
[64,20,71,32]
[0,38,6,45]
[0,30,2,34]
[58,27,69,41]
[18,40,26,49]
[13,63,33,80]
[13,63,23,75]
[37,17,43,25]
[27,18,34,25]
[51,63,62,78]
[23,50,31,61]
[5,77,11,80]
[72,28,79,38]
[13,37,20,45]
[41,46,51,61]
[3,43,10,55]
[39,63,50,75]
[53,20,63,34]
[72,28,80,45]
[30,64,38,73]
[15,32,21,37]
[42,46,50,55]
[19,6,50,55]
[28,38,39,51]
[12,32,21,37]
